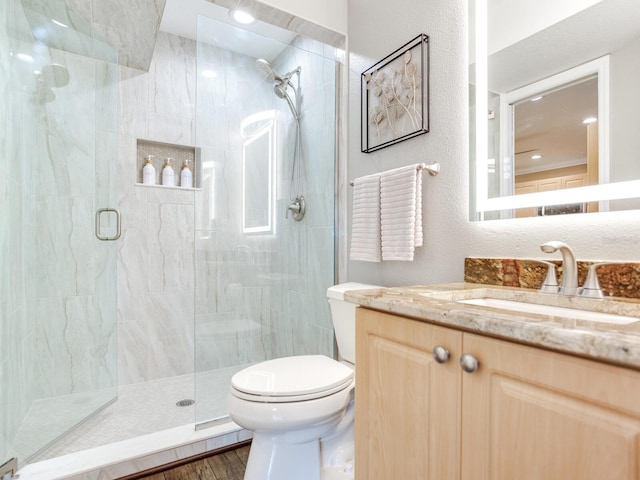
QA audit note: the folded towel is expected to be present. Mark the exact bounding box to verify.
[350,173,381,262]
[380,164,423,261]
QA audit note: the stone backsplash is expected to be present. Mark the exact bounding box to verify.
[465,257,640,299]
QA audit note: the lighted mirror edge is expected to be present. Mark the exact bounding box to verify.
[474,0,488,208]
[470,0,631,217]
[478,179,640,213]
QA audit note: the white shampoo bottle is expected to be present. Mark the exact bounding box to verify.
[180,161,193,188]
[162,158,175,187]
[142,155,156,185]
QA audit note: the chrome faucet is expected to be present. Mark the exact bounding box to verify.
[540,241,578,295]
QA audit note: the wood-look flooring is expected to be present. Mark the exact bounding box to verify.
[135,444,249,480]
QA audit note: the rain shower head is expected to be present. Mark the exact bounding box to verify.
[255,58,278,83]
[255,58,302,119]
[255,58,301,86]
[33,63,70,104]
[40,64,70,88]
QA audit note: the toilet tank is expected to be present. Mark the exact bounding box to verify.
[327,283,382,364]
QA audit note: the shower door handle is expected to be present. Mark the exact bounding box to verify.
[95,208,121,241]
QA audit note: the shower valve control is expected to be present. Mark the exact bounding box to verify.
[286,195,306,221]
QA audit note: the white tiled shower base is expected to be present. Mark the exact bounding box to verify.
[15,366,250,479]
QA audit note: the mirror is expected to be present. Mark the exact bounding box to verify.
[242,110,276,234]
[470,0,640,220]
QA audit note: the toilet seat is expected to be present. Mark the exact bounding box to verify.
[230,355,354,403]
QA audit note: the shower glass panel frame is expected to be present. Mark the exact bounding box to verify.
[194,14,339,426]
[1,0,119,467]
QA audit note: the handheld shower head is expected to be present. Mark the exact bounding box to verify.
[275,85,299,119]
[273,83,287,99]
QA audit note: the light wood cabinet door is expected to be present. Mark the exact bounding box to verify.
[536,177,561,192]
[355,308,462,480]
[514,181,538,218]
[461,333,640,480]
[562,172,587,189]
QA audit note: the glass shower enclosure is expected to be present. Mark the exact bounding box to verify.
[193,15,339,425]
[1,0,119,467]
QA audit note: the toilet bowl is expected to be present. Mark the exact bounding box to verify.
[227,283,381,480]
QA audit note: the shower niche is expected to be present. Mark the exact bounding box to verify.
[136,138,201,189]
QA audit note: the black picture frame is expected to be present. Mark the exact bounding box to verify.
[361,34,430,153]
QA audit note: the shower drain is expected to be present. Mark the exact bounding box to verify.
[176,399,195,407]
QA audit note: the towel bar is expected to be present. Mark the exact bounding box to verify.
[349,162,440,186]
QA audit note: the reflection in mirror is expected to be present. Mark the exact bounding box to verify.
[500,58,606,217]
[513,79,597,181]
[470,0,640,220]
[242,110,276,234]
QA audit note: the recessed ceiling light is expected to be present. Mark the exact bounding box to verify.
[51,18,69,28]
[201,69,217,79]
[530,96,543,102]
[229,9,255,24]
[531,154,542,160]
[583,117,597,124]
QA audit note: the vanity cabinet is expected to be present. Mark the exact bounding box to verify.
[355,308,640,480]
[354,307,462,479]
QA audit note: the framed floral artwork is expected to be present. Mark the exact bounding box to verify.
[361,34,429,153]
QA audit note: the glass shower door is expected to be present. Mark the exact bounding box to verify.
[1,0,119,467]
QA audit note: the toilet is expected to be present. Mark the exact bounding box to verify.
[228,282,380,480]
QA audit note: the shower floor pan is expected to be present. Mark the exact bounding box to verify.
[15,366,242,464]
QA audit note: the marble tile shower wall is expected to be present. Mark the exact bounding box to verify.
[34,50,118,400]
[193,28,337,386]
[1,0,38,461]
[22,0,167,70]
[273,36,337,358]
[193,40,277,372]
[2,0,119,461]
[117,32,197,385]
[117,29,337,393]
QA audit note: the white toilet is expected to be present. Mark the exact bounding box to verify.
[228,282,380,480]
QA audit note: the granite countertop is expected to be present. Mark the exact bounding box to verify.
[345,283,640,370]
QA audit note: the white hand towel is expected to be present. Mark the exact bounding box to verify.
[380,164,423,261]
[350,173,381,262]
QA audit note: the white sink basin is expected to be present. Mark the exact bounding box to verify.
[458,297,639,325]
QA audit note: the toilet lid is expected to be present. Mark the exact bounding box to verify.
[231,355,353,399]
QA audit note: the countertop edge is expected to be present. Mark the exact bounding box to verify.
[345,283,640,370]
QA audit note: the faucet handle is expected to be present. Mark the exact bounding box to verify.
[579,262,624,298]
[538,260,560,294]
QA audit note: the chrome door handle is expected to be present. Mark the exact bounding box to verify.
[460,354,479,373]
[433,345,450,364]
[95,208,121,241]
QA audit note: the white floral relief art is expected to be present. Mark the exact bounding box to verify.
[361,35,428,153]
